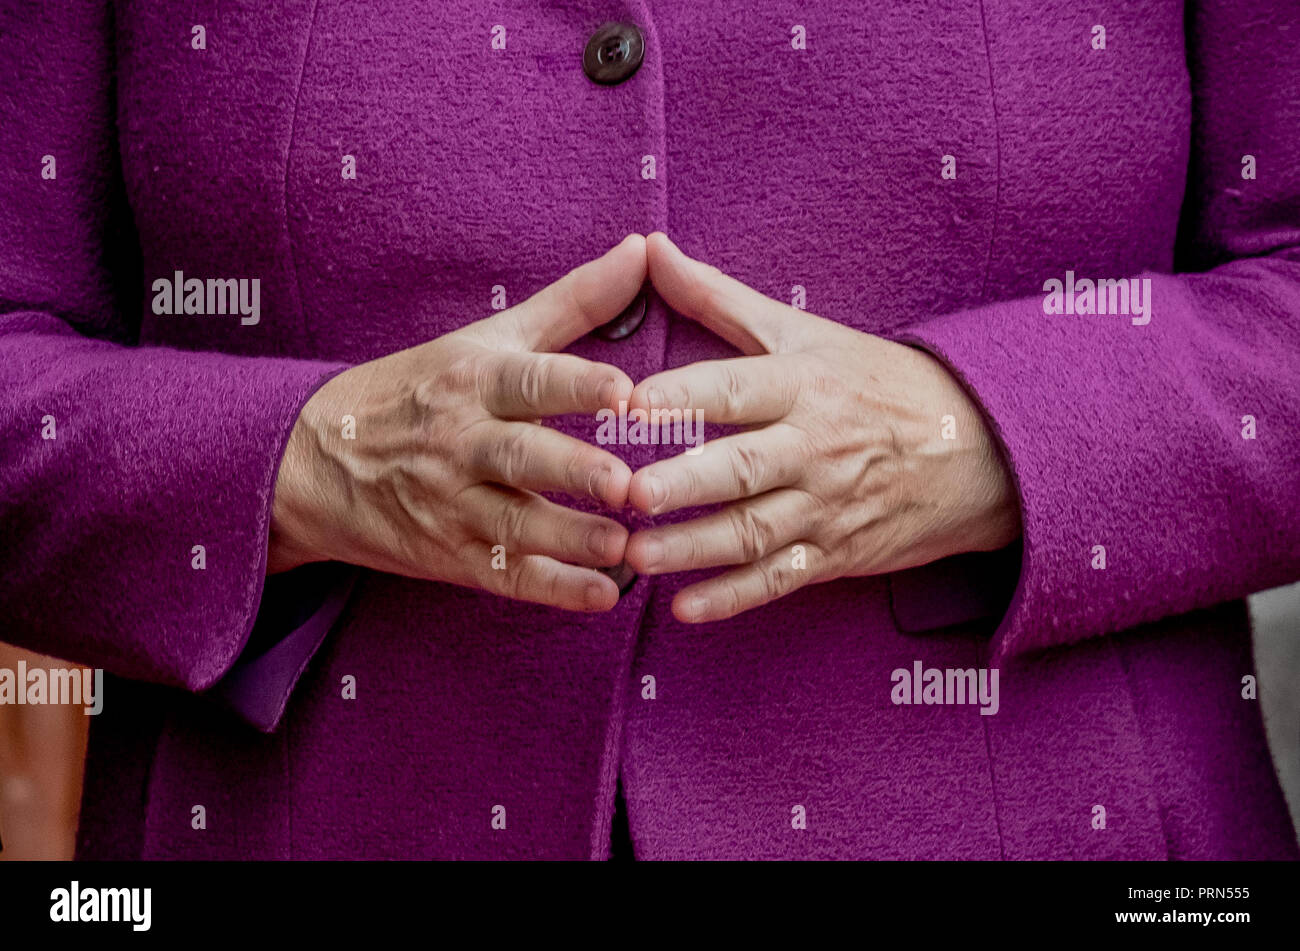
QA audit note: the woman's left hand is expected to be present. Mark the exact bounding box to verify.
[624,233,1023,623]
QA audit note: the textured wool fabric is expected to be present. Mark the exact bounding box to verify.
[2,0,1298,859]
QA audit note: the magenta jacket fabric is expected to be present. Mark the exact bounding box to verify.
[2,0,1298,860]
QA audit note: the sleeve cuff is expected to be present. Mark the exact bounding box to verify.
[893,299,1048,663]
[206,561,360,732]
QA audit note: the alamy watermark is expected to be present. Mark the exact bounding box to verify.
[50,882,151,931]
[891,660,999,716]
[1042,270,1151,325]
[596,400,705,454]
[0,663,104,715]
[151,270,260,325]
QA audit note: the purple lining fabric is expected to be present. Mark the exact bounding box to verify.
[208,567,360,732]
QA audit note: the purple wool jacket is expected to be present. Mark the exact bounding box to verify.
[2,0,1298,860]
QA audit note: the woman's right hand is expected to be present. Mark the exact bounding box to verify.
[267,235,646,612]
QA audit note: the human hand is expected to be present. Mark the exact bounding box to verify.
[269,235,648,612]
[624,233,1022,622]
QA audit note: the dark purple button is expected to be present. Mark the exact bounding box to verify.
[598,561,639,596]
[594,288,647,341]
[583,23,645,86]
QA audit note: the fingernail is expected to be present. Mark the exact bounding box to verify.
[585,579,607,611]
[587,525,613,559]
[589,466,609,501]
[684,596,710,621]
[639,538,664,570]
[597,378,615,407]
[644,476,666,513]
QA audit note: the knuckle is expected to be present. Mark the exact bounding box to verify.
[492,498,531,548]
[685,527,707,567]
[719,365,747,419]
[482,559,511,596]
[442,353,483,394]
[466,431,493,474]
[730,442,764,496]
[797,488,831,534]
[499,431,534,484]
[543,566,566,607]
[812,542,842,582]
[411,377,438,416]
[682,462,703,504]
[757,561,784,602]
[517,357,549,413]
[719,579,745,616]
[476,549,513,596]
[728,505,769,562]
[518,556,560,606]
[484,437,512,482]
[501,561,528,601]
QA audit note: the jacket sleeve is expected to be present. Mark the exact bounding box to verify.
[0,2,349,693]
[897,0,1300,663]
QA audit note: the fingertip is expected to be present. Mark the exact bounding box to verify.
[614,232,648,270]
[646,233,697,306]
[626,468,664,515]
[623,534,646,572]
[645,232,670,271]
[607,369,635,411]
[624,532,662,574]
[626,379,651,413]
[627,374,671,414]
[606,523,630,565]
[672,591,712,624]
[583,575,620,612]
[646,230,672,252]
[578,360,633,413]
[585,519,628,567]
[599,460,633,510]
[592,374,630,412]
[626,471,648,513]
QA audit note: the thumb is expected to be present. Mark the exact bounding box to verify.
[646,231,793,355]
[474,233,648,352]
